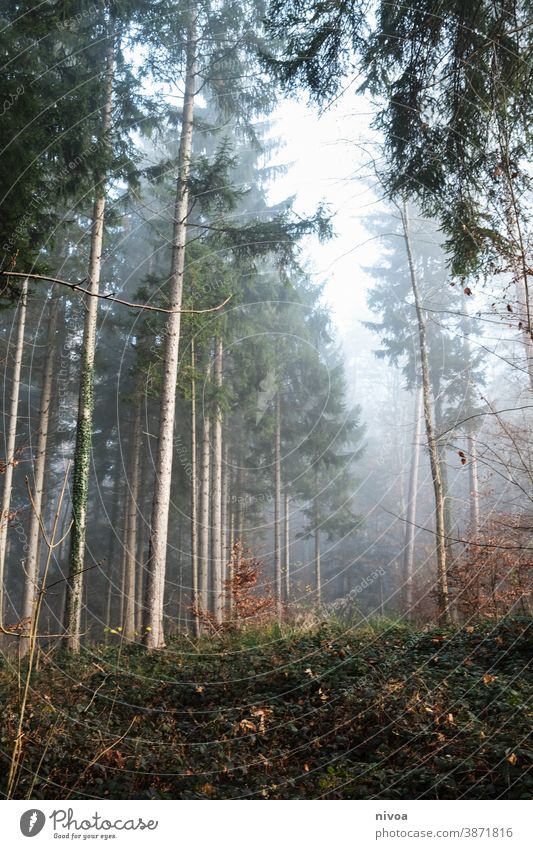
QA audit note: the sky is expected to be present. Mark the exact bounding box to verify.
[267,92,384,336]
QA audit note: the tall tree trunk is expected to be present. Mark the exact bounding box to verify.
[236,467,244,546]
[20,294,60,652]
[0,277,28,624]
[401,201,450,625]
[274,392,282,620]
[403,387,422,616]
[468,432,480,534]
[435,393,455,577]
[144,13,198,649]
[190,338,199,636]
[314,524,321,607]
[220,440,229,614]
[211,338,223,624]
[198,414,211,622]
[103,450,122,642]
[124,397,142,641]
[65,39,115,651]
[136,435,149,634]
[284,489,290,603]
[228,492,234,620]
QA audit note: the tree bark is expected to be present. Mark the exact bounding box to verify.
[403,386,422,616]
[0,277,28,624]
[190,338,199,636]
[124,396,142,641]
[198,414,211,622]
[468,432,480,534]
[284,489,290,603]
[314,525,321,607]
[65,39,115,651]
[401,201,450,625]
[274,392,282,620]
[20,294,60,652]
[211,338,223,624]
[220,440,229,614]
[144,13,198,649]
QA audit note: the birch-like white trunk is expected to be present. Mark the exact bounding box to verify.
[211,338,223,624]
[20,294,60,652]
[401,201,450,624]
[0,277,28,624]
[144,14,198,648]
[65,40,115,651]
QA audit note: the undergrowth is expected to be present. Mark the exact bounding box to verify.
[0,616,531,799]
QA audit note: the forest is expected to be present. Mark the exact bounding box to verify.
[0,0,531,801]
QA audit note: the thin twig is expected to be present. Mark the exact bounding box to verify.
[0,271,232,315]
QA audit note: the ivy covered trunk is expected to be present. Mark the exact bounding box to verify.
[143,13,198,649]
[20,294,59,653]
[0,277,28,624]
[64,39,115,652]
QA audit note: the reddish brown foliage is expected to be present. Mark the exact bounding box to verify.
[225,541,276,627]
[449,513,533,618]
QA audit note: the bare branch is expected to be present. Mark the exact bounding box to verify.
[0,271,231,315]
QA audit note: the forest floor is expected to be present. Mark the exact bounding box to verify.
[0,616,531,799]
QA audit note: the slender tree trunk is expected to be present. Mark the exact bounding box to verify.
[228,496,234,620]
[190,339,199,636]
[284,489,290,603]
[468,432,480,534]
[314,525,321,607]
[144,14,198,649]
[404,387,422,616]
[136,439,149,634]
[65,40,115,651]
[124,397,141,641]
[236,467,244,546]
[211,338,223,624]
[20,295,60,652]
[0,277,28,624]
[103,451,122,642]
[401,201,450,624]
[120,493,130,631]
[435,393,455,580]
[198,414,211,622]
[274,392,282,620]
[220,440,229,614]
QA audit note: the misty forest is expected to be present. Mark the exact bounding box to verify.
[0,0,532,800]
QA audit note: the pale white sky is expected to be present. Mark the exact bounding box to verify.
[267,93,384,335]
